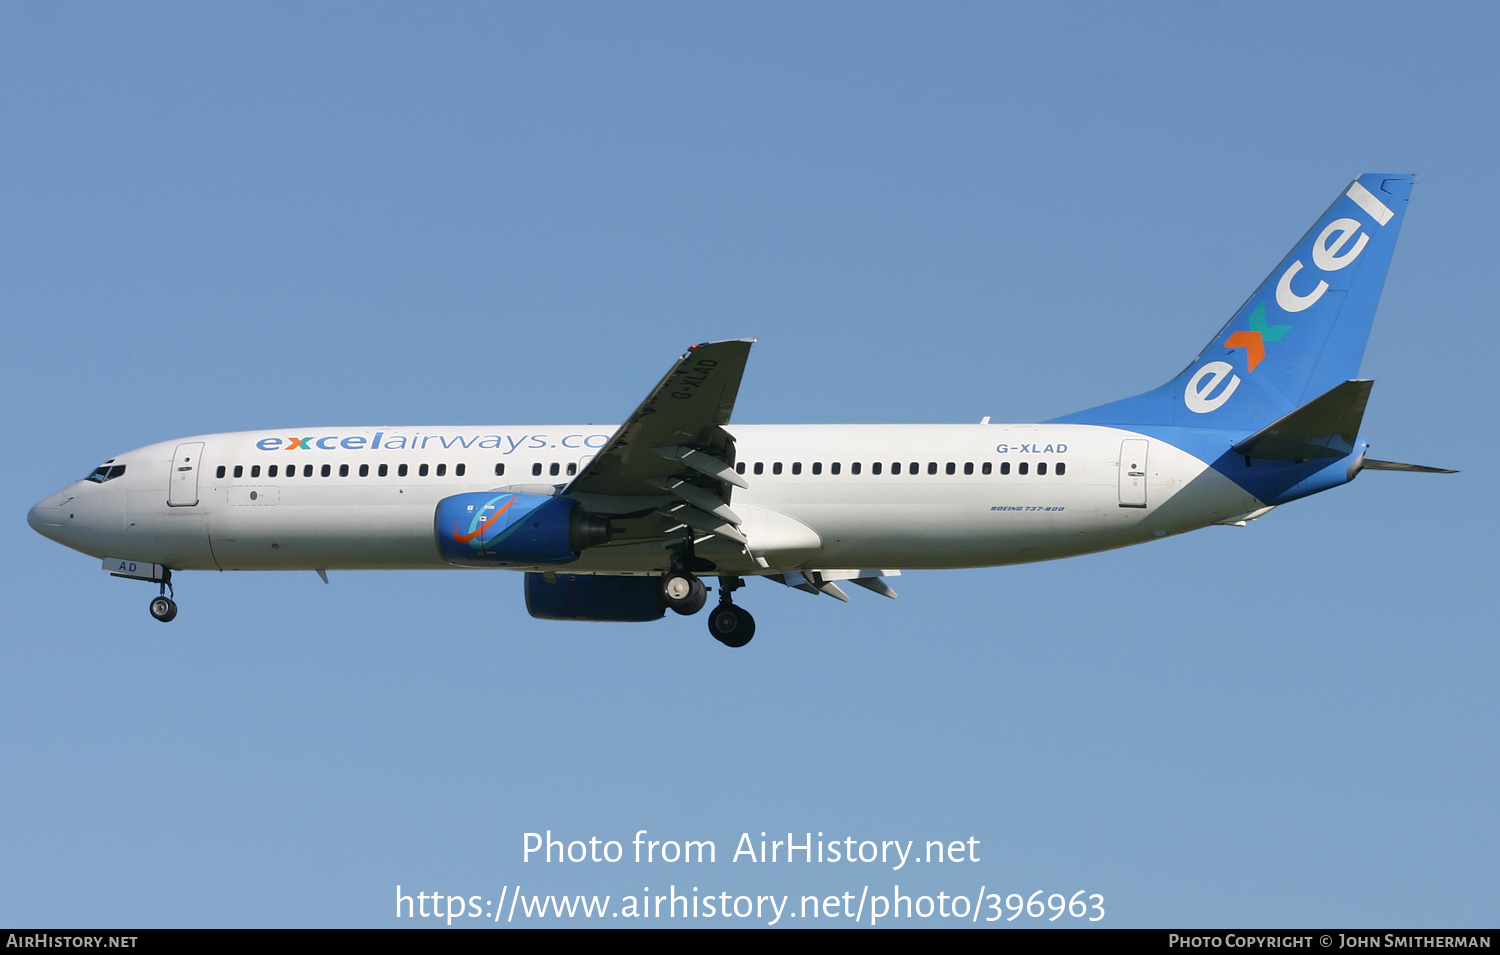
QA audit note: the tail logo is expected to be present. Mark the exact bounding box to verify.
[1223,304,1291,372]
[1183,178,1397,415]
[1185,361,1241,413]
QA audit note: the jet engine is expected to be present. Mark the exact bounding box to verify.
[524,573,665,622]
[434,492,610,567]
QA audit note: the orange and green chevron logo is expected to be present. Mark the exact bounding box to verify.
[1223,303,1291,372]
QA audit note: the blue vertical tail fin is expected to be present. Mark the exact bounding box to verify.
[1051,174,1414,433]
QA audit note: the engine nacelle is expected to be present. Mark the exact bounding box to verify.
[435,492,610,567]
[525,573,665,622]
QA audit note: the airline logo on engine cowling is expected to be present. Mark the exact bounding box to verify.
[1183,180,1395,415]
[453,494,519,546]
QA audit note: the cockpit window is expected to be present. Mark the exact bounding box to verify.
[85,464,126,483]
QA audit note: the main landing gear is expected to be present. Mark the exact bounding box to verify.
[658,569,756,647]
[707,576,754,648]
[148,570,177,623]
[661,571,708,616]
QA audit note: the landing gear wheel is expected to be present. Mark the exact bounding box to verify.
[662,572,707,615]
[708,604,755,647]
[149,596,178,623]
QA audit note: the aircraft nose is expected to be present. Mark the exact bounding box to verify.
[27,494,69,543]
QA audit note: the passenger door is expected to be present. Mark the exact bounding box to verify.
[167,442,205,507]
[1118,439,1148,508]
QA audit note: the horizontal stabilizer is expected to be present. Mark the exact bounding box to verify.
[1360,458,1458,474]
[1232,380,1372,461]
[1214,505,1276,527]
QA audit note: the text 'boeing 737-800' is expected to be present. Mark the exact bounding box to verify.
[28,174,1453,647]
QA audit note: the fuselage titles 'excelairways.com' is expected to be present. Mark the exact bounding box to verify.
[28,174,1453,647]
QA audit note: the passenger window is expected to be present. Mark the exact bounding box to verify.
[437,463,447,477]
[981,462,991,475]
[398,464,408,477]
[927,462,937,475]
[321,464,332,477]
[1019,462,1029,475]
[251,465,261,478]
[269,465,279,478]
[532,463,542,476]
[234,465,244,478]
[811,462,821,475]
[1056,462,1067,476]
[945,462,955,475]
[340,464,350,477]
[216,466,226,479]
[872,462,883,475]
[419,464,429,477]
[791,462,802,475]
[852,462,862,475]
[303,465,313,477]
[566,463,575,476]
[494,463,505,476]
[359,464,369,477]
[736,462,746,474]
[964,462,973,475]
[378,464,388,477]
[546,462,557,476]
[891,462,901,475]
[1038,462,1048,476]
[831,462,840,475]
[754,462,764,475]
[1000,462,1010,475]
[456,463,466,477]
[773,462,783,475]
[910,462,919,474]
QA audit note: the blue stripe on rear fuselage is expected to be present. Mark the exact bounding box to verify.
[1131,424,1363,506]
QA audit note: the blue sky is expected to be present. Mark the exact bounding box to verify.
[3,2,1496,927]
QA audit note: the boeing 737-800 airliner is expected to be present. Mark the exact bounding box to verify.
[27,174,1451,647]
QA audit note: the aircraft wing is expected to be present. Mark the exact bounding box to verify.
[564,340,754,543]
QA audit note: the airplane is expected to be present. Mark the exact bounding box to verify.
[27,173,1454,647]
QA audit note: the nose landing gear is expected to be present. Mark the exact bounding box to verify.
[149,595,178,622]
[148,570,177,623]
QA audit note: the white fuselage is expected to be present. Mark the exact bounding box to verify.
[29,423,1264,577]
